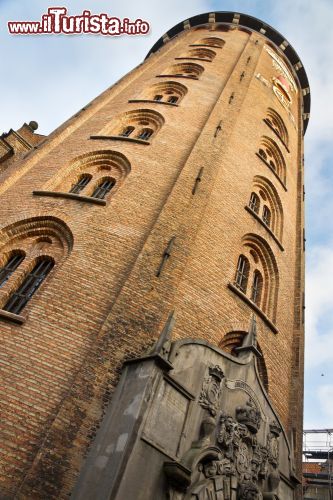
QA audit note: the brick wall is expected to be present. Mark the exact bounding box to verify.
[0,24,305,498]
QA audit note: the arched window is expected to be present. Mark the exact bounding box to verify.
[0,253,25,288]
[162,63,204,79]
[251,270,263,306]
[167,95,178,104]
[37,150,131,205]
[119,125,135,137]
[257,137,286,185]
[264,108,289,147]
[109,109,164,142]
[262,206,271,226]
[193,37,225,48]
[249,192,260,214]
[177,48,216,62]
[218,332,269,392]
[237,234,279,321]
[136,128,153,141]
[92,177,115,200]
[0,217,72,320]
[69,174,92,194]
[139,81,187,106]
[4,257,54,315]
[235,255,249,293]
[248,176,284,242]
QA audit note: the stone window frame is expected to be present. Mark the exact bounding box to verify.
[0,217,72,324]
[158,62,205,80]
[129,81,188,107]
[257,136,287,189]
[230,234,279,325]
[245,175,284,248]
[190,36,225,49]
[92,109,165,146]
[218,332,269,391]
[33,150,131,206]
[264,107,289,152]
[175,47,217,63]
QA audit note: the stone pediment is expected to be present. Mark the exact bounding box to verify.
[72,337,298,500]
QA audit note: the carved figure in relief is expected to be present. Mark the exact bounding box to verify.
[199,366,224,417]
[238,477,261,499]
[165,366,284,499]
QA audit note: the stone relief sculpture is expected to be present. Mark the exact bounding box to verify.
[164,364,282,500]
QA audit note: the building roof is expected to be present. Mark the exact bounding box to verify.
[146,11,310,133]
[303,462,323,474]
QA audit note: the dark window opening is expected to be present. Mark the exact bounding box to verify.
[92,179,115,200]
[153,94,163,101]
[0,254,25,288]
[119,126,135,137]
[168,96,178,104]
[259,148,267,160]
[137,128,153,141]
[249,192,260,214]
[69,174,91,194]
[235,255,249,293]
[251,270,263,306]
[262,206,271,226]
[4,258,54,315]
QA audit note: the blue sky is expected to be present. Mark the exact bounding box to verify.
[1,1,332,432]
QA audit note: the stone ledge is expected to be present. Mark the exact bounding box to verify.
[245,205,284,251]
[128,99,178,107]
[175,57,212,63]
[255,152,287,192]
[90,135,150,145]
[33,191,106,205]
[228,282,278,334]
[189,43,222,49]
[0,309,25,324]
[156,74,199,80]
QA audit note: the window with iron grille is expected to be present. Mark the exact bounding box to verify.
[235,255,249,293]
[0,253,25,288]
[262,206,271,226]
[249,192,260,213]
[251,270,263,305]
[4,258,54,315]
[119,126,135,137]
[168,96,178,104]
[153,94,163,101]
[91,178,115,200]
[69,174,91,194]
[137,128,153,141]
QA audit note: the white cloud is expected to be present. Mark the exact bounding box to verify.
[305,245,333,366]
[318,385,333,420]
[0,0,211,134]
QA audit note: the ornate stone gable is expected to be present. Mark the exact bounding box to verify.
[73,339,298,500]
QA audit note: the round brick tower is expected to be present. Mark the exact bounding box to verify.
[0,12,309,498]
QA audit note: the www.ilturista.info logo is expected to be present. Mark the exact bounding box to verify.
[8,7,150,35]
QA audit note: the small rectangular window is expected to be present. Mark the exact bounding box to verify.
[168,96,178,104]
[92,179,115,200]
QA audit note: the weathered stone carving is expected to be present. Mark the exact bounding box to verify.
[235,399,261,434]
[165,366,283,499]
[198,365,224,416]
[237,475,260,499]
